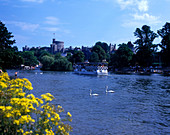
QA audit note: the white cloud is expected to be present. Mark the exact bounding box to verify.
[116,0,134,9]
[116,0,149,12]
[94,0,149,12]
[5,21,39,31]
[45,16,60,25]
[137,0,148,12]
[122,13,161,27]
[21,0,44,3]
[133,13,160,23]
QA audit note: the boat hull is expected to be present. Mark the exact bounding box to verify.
[73,62,108,76]
[74,70,108,75]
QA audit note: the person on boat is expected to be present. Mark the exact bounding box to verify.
[15,72,18,77]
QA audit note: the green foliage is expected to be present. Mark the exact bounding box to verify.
[157,22,170,66]
[95,42,109,53]
[72,51,85,63]
[21,51,39,66]
[110,43,134,68]
[0,21,15,50]
[106,53,111,63]
[38,50,51,60]
[41,55,55,70]
[55,53,62,59]
[66,52,72,62]
[134,25,158,67]
[51,57,72,71]
[41,54,72,71]
[0,21,23,69]
[91,45,106,62]
[0,47,24,69]
[89,52,99,62]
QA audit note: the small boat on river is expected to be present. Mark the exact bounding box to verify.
[74,62,108,75]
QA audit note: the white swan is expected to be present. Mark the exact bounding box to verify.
[90,89,99,96]
[106,86,115,93]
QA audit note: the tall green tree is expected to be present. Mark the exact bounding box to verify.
[134,25,158,67]
[0,21,23,69]
[72,51,85,63]
[66,52,72,62]
[41,55,54,70]
[95,41,109,53]
[51,57,72,71]
[21,51,38,66]
[91,45,106,62]
[0,21,15,50]
[110,43,134,69]
[157,22,170,66]
[89,52,99,62]
[37,50,51,61]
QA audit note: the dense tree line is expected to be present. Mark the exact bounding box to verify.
[0,20,170,71]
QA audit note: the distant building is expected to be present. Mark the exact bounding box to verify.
[50,38,64,54]
[22,45,30,51]
[109,43,116,53]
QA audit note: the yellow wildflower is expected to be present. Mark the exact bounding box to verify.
[55,122,58,126]
[44,119,49,124]
[47,113,51,118]
[13,120,20,125]
[0,106,5,111]
[17,129,24,133]
[5,106,12,110]
[51,117,55,122]
[57,105,62,109]
[18,92,26,97]
[0,82,8,89]
[67,112,72,117]
[6,113,12,118]
[54,113,60,121]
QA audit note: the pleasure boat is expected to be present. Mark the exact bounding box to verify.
[74,62,108,75]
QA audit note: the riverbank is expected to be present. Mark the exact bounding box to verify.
[112,67,170,76]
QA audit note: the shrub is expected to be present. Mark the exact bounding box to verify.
[0,72,72,135]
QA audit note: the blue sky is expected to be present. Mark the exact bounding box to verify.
[0,0,170,50]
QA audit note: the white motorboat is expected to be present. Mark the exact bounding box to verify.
[74,62,108,75]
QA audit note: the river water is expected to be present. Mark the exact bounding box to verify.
[7,70,170,135]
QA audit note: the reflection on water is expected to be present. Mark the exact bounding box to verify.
[7,70,170,135]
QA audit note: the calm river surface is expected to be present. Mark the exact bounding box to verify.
[7,70,170,135]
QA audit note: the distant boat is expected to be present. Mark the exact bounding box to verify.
[74,62,108,75]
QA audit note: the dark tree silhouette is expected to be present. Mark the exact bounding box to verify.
[134,25,158,67]
[157,22,170,66]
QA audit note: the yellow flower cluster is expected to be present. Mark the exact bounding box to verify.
[41,93,54,102]
[0,72,72,135]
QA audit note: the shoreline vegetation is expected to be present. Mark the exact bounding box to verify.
[0,20,170,76]
[0,21,170,72]
[0,21,170,73]
[0,72,72,134]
